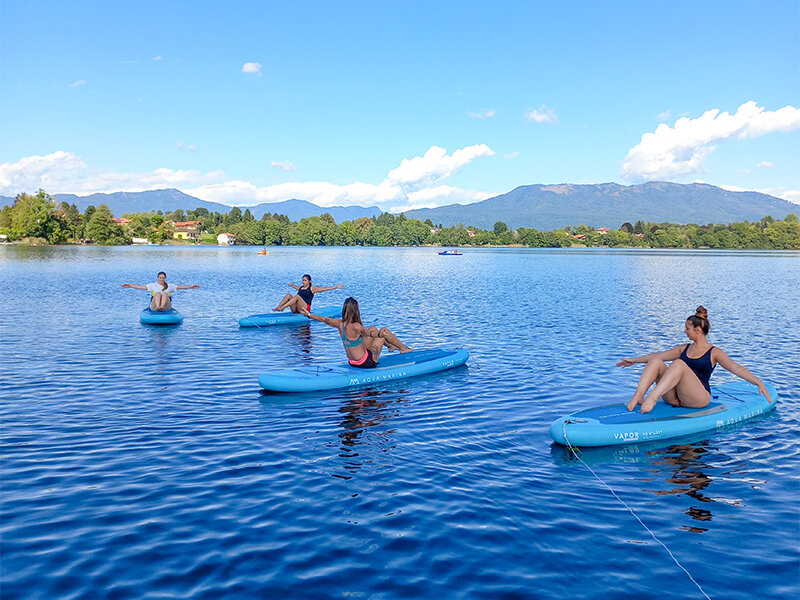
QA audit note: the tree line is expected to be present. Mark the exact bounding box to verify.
[1,189,798,249]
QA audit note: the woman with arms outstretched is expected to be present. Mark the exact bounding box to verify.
[302,297,412,368]
[122,271,199,311]
[274,274,344,313]
[618,306,771,413]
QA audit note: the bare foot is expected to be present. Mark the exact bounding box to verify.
[273,307,283,312]
[640,397,657,413]
[400,345,413,353]
[626,397,641,412]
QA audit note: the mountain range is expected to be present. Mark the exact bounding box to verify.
[404,182,798,230]
[2,182,796,230]
[0,189,380,223]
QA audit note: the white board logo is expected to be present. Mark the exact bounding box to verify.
[614,431,639,441]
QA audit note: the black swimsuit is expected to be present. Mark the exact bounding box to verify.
[678,344,715,392]
[297,286,314,308]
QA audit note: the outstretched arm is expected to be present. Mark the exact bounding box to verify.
[300,308,341,328]
[616,346,683,367]
[288,282,300,290]
[122,284,147,290]
[176,284,200,290]
[714,349,772,402]
[310,283,345,293]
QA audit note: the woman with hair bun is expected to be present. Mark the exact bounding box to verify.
[617,306,772,413]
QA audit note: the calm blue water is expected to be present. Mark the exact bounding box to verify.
[1,245,798,599]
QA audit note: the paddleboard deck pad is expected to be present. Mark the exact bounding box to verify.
[239,306,340,327]
[140,307,183,325]
[259,347,469,392]
[550,381,777,447]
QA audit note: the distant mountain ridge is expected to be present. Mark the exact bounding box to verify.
[0,189,380,223]
[2,182,796,230]
[403,182,798,230]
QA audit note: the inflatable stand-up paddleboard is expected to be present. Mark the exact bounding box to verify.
[259,347,469,392]
[550,381,777,447]
[140,307,184,325]
[239,306,341,327]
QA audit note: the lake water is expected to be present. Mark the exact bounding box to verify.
[1,245,798,599]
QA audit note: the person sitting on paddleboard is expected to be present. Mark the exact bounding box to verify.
[122,272,199,311]
[617,306,771,413]
[301,297,412,368]
[273,274,344,313]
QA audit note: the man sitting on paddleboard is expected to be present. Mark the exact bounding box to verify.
[273,274,344,313]
[302,297,412,368]
[617,306,771,413]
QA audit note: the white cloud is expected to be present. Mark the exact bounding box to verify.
[271,160,297,171]
[176,142,198,152]
[386,144,494,188]
[757,161,774,168]
[0,151,222,196]
[525,105,558,124]
[153,56,163,61]
[656,110,671,122]
[621,101,800,182]
[242,62,262,75]
[69,80,86,88]
[505,151,520,159]
[1,144,495,212]
[467,109,496,119]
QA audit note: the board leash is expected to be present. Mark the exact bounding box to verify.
[562,421,712,600]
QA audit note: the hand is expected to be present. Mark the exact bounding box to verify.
[191,285,199,289]
[758,382,772,403]
[122,283,131,288]
[337,283,344,289]
[288,282,294,288]
[616,358,635,368]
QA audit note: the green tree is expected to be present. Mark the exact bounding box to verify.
[224,206,243,227]
[85,204,128,245]
[785,213,799,223]
[620,222,634,234]
[10,190,67,243]
[493,221,508,235]
[55,202,83,240]
[242,208,255,222]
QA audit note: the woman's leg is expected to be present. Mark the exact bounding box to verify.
[153,293,171,311]
[378,327,412,353]
[273,294,293,311]
[626,359,668,411]
[640,361,710,413]
[287,296,307,314]
[364,336,386,361]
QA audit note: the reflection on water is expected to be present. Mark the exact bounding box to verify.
[645,443,715,531]
[332,388,406,480]
[551,436,754,532]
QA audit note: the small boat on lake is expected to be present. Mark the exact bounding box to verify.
[438,250,463,255]
[257,249,269,255]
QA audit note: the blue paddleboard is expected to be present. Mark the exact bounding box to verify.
[258,347,469,392]
[239,306,341,327]
[140,307,184,325]
[550,381,777,447]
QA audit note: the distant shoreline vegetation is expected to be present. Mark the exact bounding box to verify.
[2,190,799,250]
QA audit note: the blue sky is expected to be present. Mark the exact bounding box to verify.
[1,1,798,211]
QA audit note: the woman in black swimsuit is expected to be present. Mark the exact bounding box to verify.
[273,274,344,313]
[617,306,771,413]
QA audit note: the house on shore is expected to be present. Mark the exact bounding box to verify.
[173,220,201,241]
[217,232,236,245]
